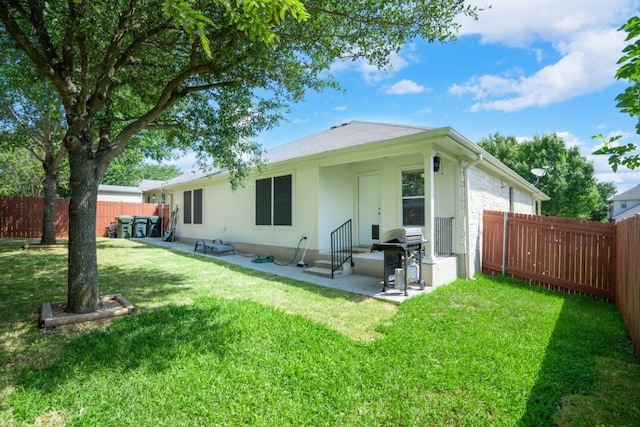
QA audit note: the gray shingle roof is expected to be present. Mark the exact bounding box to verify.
[98,184,142,194]
[266,121,432,163]
[609,184,640,201]
[614,204,640,221]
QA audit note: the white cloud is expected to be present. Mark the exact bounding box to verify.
[449,1,637,112]
[555,131,582,148]
[458,0,636,47]
[515,136,532,144]
[595,170,640,193]
[449,28,625,112]
[331,48,415,84]
[168,151,198,171]
[333,105,348,111]
[386,79,428,95]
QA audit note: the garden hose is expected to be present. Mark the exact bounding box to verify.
[251,237,305,266]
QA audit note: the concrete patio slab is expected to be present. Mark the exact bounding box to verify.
[135,237,433,304]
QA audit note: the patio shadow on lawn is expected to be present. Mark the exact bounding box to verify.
[518,293,639,425]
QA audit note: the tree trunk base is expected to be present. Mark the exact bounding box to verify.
[39,294,135,329]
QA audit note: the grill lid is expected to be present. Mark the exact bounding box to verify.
[381,227,422,243]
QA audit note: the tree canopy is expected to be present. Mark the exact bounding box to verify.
[0,35,71,243]
[102,152,182,186]
[480,133,616,221]
[0,0,478,313]
[593,15,640,171]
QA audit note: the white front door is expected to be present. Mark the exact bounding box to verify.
[358,173,381,246]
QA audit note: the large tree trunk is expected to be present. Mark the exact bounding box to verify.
[40,163,58,246]
[66,135,101,314]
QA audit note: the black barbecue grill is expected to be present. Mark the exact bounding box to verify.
[371,228,426,295]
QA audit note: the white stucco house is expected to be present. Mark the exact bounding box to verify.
[147,121,548,287]
[608,184,640,222]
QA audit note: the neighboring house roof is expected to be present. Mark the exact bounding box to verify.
[613,204,640,221]
[148,120,549,201]
[609,184,640,202]
[138,179,164,192]
[98,184,142,195]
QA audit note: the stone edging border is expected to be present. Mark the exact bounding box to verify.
[39,294,135,329]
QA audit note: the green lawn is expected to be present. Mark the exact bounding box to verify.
[1,238,638,426]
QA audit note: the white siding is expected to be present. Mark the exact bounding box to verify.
[465,165,535,278]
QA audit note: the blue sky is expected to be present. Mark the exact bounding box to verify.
[176,0,640,194]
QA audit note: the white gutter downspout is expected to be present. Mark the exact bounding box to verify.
[462,153,483,280]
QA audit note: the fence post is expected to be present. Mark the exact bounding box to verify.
[502,212,508,276]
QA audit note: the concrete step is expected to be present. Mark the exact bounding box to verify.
[302,259,354,279]
[302,266,336,278]
[314,259,335,270]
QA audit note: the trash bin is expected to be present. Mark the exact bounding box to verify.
[133,215,148,238]
[117,216,133,239]
[146,216,161,237]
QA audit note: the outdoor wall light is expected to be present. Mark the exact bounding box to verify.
[433,156,441,172]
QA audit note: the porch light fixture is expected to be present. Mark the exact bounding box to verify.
[433,156,441,172]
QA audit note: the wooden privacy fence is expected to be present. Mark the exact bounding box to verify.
[0,196,170,238]
[614,216,640,360]
[482,211,615,300]
[0,197,71,238]
[483,211,640,360]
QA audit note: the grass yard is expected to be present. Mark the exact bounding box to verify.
[0,238,639,426]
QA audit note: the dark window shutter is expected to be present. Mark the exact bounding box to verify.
[255,178,272,225]
[273,175,292,226]
[183,190,192,224]
[193,189,203,224]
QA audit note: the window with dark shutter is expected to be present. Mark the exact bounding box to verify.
[183,189,203,225]
[255,174,292,226]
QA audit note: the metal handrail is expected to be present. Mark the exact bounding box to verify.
[330,219,353,279]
